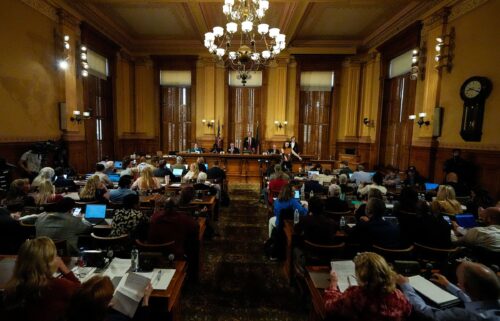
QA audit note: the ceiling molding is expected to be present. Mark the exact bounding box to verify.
[289,39,359,55]
[184,1,206,37]
[449,0,489,21]
[21,0,58,21]
[282,1,311,43]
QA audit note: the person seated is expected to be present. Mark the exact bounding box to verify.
[182,162,199,183]
[227,142,240,154]
[358,172,387,196]
[397,261,500,321]
[206,160,226,182]
[304,174,324,195]
[196,156,207,173]
[402,166,425,188]
[431,185,463,215]
[171,156,186,170]
[34,197,92,255]
[338,161,353,176]
[193,172,218,196]
[104,161,115,175]
[269,164,290,180]
[0,207,24,254]
[211,137,224,153]
[350,198,402,249]
[131,167,161,191]
[350,165,372,186]
[445,172,470,197]
[53,167,77,191]
[136,156,154,173]
[66,275,153,321]
[325,184,349,213]
[338,173,354,195]
[174,186,196,208]
[267,143,279,155]
[383,166,401,188]
[153,159,174,181]
[79,175,109,203]
[295,197,338,246]
[452,206,500,252]
[414,201,453,249]
[93,163,113,187]
[311,163,323,174]
[3,237,80,321]
[110,193,148,239]
[268,184,307,238]
[189,143,203,153]
[267,165,289,205]
[32,180,63,206]
[1,178,35,211]
[324,252,411,321]
[392,187,419,216]
[119,158,135,177]
[466,187,494,218]
[109,176,136,205]
[354,188,384,220]
[31,167,55,189]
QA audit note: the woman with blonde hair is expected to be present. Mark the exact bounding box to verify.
[32,167,55,189]
[131,166,161,191]
[33,180,62,205]
[431,185,463,215]
[3,237,80,321]
[80,175,109,203]
[324,252,411,321]
[182,162,199,182]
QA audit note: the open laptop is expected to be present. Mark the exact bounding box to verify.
[204,163,209,171]
[455,214,477,228]
[108,174,120,183]
[294,190,300,199]
[114,161,123,169]
[166,163,171,169]
[85,204,107,225]
[308,170,319,178]
[172,168,184,177]
[425,182,439,191]
[382,216,399,225]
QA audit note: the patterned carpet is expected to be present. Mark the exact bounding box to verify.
[182,188,308,321]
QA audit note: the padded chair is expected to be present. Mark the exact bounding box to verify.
[372,244,414,262]
[90,233,130,257]
[414,242,459,273]
[75,200,99,207]
[324,210,352,222]
[303,240,345,265]
[135,239,176,254]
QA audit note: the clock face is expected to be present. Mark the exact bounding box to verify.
[464,80,482,99]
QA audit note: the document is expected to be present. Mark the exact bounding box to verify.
[111,272,150,318]
[331,260,358,292]
[409,275,460,307]
[137,268,176,290]
[104,258,131,279]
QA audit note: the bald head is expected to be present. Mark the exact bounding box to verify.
[479,207,500,225]
[457,262,500,301]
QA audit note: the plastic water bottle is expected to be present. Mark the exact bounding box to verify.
[340,192,345,201]
[168,254,175,269]
[310,190,314,199]
[294,209,300,225]
[131,248,139,272]
[340,216,346,230]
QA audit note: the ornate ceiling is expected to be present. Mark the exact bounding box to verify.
[60,0,440,55]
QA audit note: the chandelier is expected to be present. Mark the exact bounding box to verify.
[204,0,286,85]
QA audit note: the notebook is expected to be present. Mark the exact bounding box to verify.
[172,168,183,177]
[331,260,358,292]
[409,275,460,307]
[85,204,107,224]
[455,214,477,228]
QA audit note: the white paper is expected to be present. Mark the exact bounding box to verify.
[72,266,97,283]
[111,272,150,318]
[104,258,131,279]
[331,260,358,292]
[409,275,460,306]
[135,268,175,290]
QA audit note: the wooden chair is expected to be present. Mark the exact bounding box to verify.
[372,244,414,262]
[303,240,346,266]
[414,242,459,273]
[324,210,352,220]
[19,220,36,239]
[135,239,176,254]
[90,233,130,257]
[135,239,177,269]
[53,239,68,257]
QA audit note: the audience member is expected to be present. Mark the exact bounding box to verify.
[171,156,186,170]
[153,159,174,181]
[267,143,279,155]
[325,184,349,212]
[268,184,307,238]
[414,201,453,249]
[452,206,500,252]
[197,156,207,173]
[431,185,463,215]
[267,166,289,205]
[131,167,161,191]
[18,147,42,181]
[175,186,195,208]
[445,172,470,197]
[304,174,324,195]
[93,163,113,187]
[32,167,55,189]
[350,165,372,185]
[358,172,387,196]
[206,160,226,182]
[33,180,62,206]
[53,167,77,190]
[466,187,494,218]
[119,158,135,177]
[110,193,148,238]
[35,197,92,255]
[3,237,80,321]
[104,161,115,175]
[354,188,384,220]
[109,175,136,204]
[398,261,500,321]
[182,162,199,182]
[79,175,109,203]
[402,166,425,188]
[393,187,419,216]
[324,252,411,321]
[383,167,401,187]
[1,178,35,211]
[294,197,338,245]
[338,173,354,195]
[338,161,353,176]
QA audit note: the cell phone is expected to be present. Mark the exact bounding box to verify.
[72,207,82,217]
[294,190,300,199]
[443,216,451,225]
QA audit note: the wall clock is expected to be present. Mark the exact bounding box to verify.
[459,76,492,141]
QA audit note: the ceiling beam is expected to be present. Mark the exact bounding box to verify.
[184,1,207,38]
[283,0,312,44]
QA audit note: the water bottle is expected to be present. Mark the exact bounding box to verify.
[294,209,300,225]
[77,247,86,267]
[310,190,314,199]
[131,248,139,272]
[340,216,346,230]
[168,254,175,269]
[300,184,305,201]
[340,192,345,201]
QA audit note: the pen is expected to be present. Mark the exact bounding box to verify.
[157,270,162,282]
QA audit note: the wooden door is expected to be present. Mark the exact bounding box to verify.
[298,91,331,159]
[228,87,262,150]
[161,87,192,153]
[379,74,415,170]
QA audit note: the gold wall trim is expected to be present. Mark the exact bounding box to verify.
[449,0,489,21]
[0,135,61,143]
[20,0,57,21]
[437,142,500,151]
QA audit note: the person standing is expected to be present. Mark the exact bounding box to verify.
[243,131,256,153]
[290,136,300,154]
[18,147,42,182]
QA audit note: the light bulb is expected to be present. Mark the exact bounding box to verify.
[409,115,416,120]
[435,44,441,52]
[81,53,87,60]
[225,0,234,5]
[73,110,81,115]
[64,35,70,41]
[58,60,69,70]
[419,112,427,118]
[256,8,265,19]
[213,26,224,37]
[258,23,269,35]
[64,42,70,50]
[276,34,286,43]
[412,49,418,55]
[260,0,269,10]
[241,20,253,33]
[226,22,238,34]
[216,48,225,57]
[82,70,88,77]
[436,37,443,43]
[81,46,87,52]
[205,32,215,42]
[262,50,271,59]
[229,51,237,60]
[83,112,90,117]
[223,4,230,14]
[251,52,260,61]
[269,28,280,38]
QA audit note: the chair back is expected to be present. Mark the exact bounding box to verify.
[324,210,352,222]
[19,220,36,239]
[372,244,414,262]
[135,239,176,256]
[53,239,68,256]
[303,240,345,265]
[414,242,459,272]
[90,233,130,257]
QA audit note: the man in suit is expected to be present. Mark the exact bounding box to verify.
[290,136,299,154]
[243,131,256,153]
[267,144,279,155]
[227,142,240,154]
[190,143,203,153]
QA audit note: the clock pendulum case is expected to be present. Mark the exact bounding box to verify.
[459,76,492,141]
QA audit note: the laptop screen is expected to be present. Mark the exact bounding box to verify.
[308,170,319,178]
[114,161,122,169]
[204,163,208,171]
[166,163,171,169]
[383,216,399,225]
[425,183,439,191]
[108,174,120,182]
[455,214,477,228]
[85,204,107,219]
[294,190,300,199]
[173,168,183,177]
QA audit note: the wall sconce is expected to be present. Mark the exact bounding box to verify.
[274,120,287,130]
[202,119,215,128]
[363,117,374,127]
[58,35,70,70]
[80,45,89,77]
[435,27,455,72]
[409,112,430,127]
[70,110,91,124]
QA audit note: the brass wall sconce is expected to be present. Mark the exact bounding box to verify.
[80,45,89,77]
[363,117,374,127]
[58,35,70,70]
[70,110,91,124]
[202,119,215,128]
[409,112,430,127]
[274,120,287,130]
[410,45,426,80]
[435,27,455,72]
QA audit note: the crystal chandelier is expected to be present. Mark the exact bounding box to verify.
[204,0,286,85]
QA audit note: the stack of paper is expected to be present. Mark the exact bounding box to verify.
[409,275,460,307]
[111,272,150,318]
[331,260,358,292]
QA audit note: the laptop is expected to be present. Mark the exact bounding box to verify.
[166,163,171,169]
[382,216,399,225]
[204,163,209,171]
[425,182,439,191]
[294,190,300,199]
[455,214,477,228]
[172,168,184,177]
[114,161,123,169]
[108,174,120,183]
[85,204,107,225]
[308,170,319,178]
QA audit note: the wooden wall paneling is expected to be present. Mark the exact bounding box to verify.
[228,87,262,150]
[298,91,331,158]
[161,87,192,153]
[66,140,88,174]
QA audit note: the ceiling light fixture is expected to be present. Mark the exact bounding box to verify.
[204,0,286,86]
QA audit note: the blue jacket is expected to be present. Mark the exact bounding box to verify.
[273,198,307,228]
